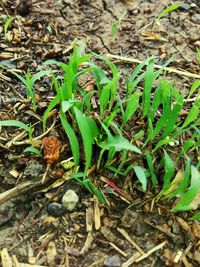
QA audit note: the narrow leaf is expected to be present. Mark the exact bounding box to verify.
[23,146,42,157]
[163,150,175,191]
[133,166,147,191]
[60,111,79,167]
[173,166,200,211]
[0,120,31,134]
[146,152,158,185]
[74,107,94,171]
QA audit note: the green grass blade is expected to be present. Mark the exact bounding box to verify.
[146,152,158,185]
[60,111,79,167]
[12,71,28,87]
[192,212,200,220]
[173,166,200,211]
[63,65,73,100]
[162,94,184,138]
[103,106,120,127]
[163,150,175,191]
[122,89,141,127]
[181,101,200,129]
[146,110,170,144]
[142,58,155,117]
[149,80,172,121]
[23,146,42,157]
[157,3,181,21]
[153,137,175,153]
[87,179,107,204]
[188,80,200,99]
[100,135,142,154]
[167,158,191,198]
[61,100,78,113]
[85,116,100,140]
[74,107,95,171]
[100,84,111,116]
[43,94,60,130]
[127,59,148,95]
[113,150,127,176]
[133,166,147,191]
[0,120,32,137]
[31,70,55,85]
[43,59,62,66]
[4,16,15,35]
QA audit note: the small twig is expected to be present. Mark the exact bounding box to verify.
[144,219,179,242]
[0,1,9,16]
[117,228,145,255]
[106,54,200,79]
[0,179,41,205]
[6,118,56,147]
[109,242,128,258]
[121,252,141,267]
[42,163,51,184]
[135,241,167,262]
[80,232,94,255]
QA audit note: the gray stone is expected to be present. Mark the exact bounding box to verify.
[23,160,43,178]
[104,255,121,267]
[191,14,200,24]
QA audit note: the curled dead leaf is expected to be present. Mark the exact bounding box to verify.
[42,136,61,164]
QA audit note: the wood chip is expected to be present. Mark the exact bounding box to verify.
[0,52,14,59]
[86,207,93,232]
[174,250,183,263]
[109,242,128,258]
[176,217,190,232]
[135,241,167,262]
[80,232,94,255]
[94,196,101,230]
[47,241,57,266]
[121,252,141,267]
[106,54,200,79]
[117,228,145,255]
[1,248,12,267]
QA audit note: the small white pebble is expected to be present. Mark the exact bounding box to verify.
[62,190,79,211]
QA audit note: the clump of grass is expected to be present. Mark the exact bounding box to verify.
[0,42,199,215]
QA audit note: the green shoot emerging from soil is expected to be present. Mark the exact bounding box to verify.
[156,3,182,24]
[0,42,199,215]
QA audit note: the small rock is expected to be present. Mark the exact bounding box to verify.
[190,3,197,8]
[176,217,190,232]
[62,190,79,211]
[194,41,200,47]
[129,9,140,15]
[143,8,152,15]
[0,202,14,227]
[172,221,181,235]
[175,37,183,45]
[23,160,43,178]
[104,255,121,267]
[121,209,138,228]
[191,14,200,24]
[17,0,32,16]
[47,202,66,217]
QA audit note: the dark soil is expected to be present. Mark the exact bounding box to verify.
[0,0,200,266]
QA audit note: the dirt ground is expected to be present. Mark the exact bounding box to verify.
[0,0,200,266]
